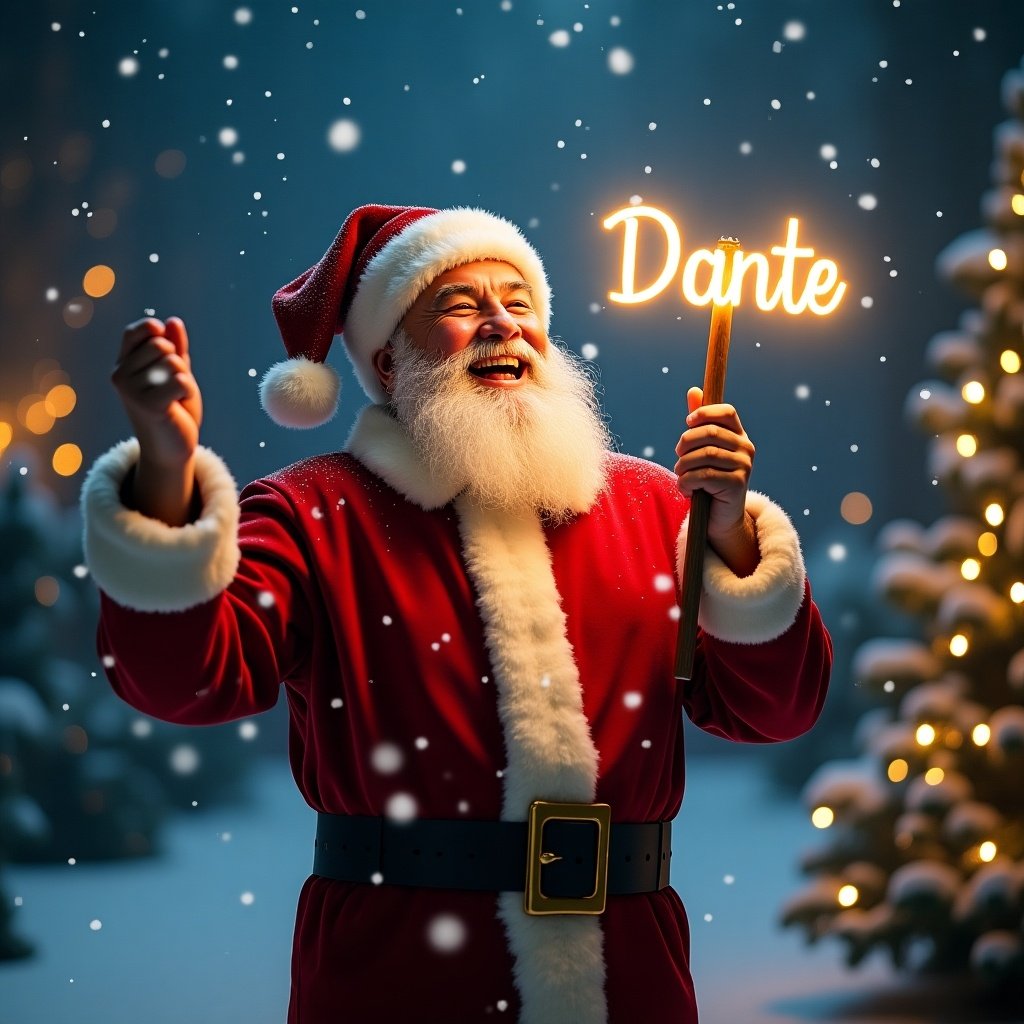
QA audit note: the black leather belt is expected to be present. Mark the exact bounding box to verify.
[313,802,672,916]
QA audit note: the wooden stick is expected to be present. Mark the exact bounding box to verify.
[675,237,740,681]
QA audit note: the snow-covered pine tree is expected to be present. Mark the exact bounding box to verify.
[781,57,1024,1002]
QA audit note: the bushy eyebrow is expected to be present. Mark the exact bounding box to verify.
[429,279,533,307]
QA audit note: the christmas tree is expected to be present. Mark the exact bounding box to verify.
[781,58,1024,1001]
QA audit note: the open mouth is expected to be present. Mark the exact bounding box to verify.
[468,355,528,381]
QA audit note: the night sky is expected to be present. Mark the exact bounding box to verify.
[3,0,1024,567]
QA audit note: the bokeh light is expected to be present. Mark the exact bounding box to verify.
[949,634,969,657]
[961,380,985,404]
[837,884,859,907]
[45,384,76,417]
[955,433,977,457]
[988,247,1007,271]
[811,806,834,828]
[1001,349,1022,373]
[53,443,83,476]
[840,491,873,524]
[83,265,115,298]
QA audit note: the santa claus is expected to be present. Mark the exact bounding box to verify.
[82,204,831,1023]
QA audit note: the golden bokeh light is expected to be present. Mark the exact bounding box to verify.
[0,421,11,450]
[972,723,991,746]
[23,400,56,435]
[960,558,981,581]
[887,758,909,782]
[949,634,969,658]
[924,767,945,786]
[1013,194,1024,216]
[840,491,873,525]
[961,380,985,404]
[1001,349,1022,373]
[978,532,998,556]
[955,434,977,457]
[988,248,1008,271]
[837,885,859,907]
[52,443,83,477]
[979,841,997,862]
[811,806,834,829]
[984,503,1004,527]
[83,264,116,298]
[915,723,936,746]
[1010,582,1024,604]
[35,576,60,606]
[44,384,76,417]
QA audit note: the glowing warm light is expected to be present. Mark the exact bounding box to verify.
[924,767,945,786]
[988,248,1008,271]
[949,634,969,658]
[44,384,76,417]
[1001,350,1022,373]
[82,264,116,298]
[52,443,83,477]
[960,558,981,581]
[984,503,1004,526]
[887,758,909,782]
[971,723,991,746]
[603,207,846,314]
[840,491,873,525]
[915,723,936,746]
[1010,582,1024,604]
[978,532,998,556]
[24,401,56,435]
[837,884,859,907]
[955,434,977,457]
[34,576,59,606]
[0,421,11,449]
[961,380,985,404]
[811,806,834,829]
[1013,194,1024,216]
[979,841,997,862]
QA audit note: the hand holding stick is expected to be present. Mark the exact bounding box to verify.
[674,238,739,681]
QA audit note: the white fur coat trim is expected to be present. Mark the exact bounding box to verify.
[676,490,806,644]
[80,439,241,613]
[455,495,607,1024]
[345,403,464,509]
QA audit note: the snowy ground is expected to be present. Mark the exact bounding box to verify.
[2,749,1020,1024]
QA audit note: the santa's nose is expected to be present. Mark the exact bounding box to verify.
[477,309,520,341]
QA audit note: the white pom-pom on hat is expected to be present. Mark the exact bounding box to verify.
[259,356,342,429]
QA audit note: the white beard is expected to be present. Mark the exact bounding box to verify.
[388,330,612,522]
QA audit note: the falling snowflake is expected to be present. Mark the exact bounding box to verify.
[427,914,467,953]
[371,743,404,774]
[169,744,200,774]
[385,792,418,822]
[607,47,634,73]
[327,119,361,152]
[623,692,642,709]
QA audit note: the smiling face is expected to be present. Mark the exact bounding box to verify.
[372,260,548,394]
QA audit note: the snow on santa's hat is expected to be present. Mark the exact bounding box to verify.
[260,203,552,427]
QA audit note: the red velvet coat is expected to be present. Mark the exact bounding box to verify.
[83,406,830,1024]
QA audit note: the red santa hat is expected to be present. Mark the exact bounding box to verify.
[260,203,552,427]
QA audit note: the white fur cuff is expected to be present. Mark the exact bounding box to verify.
[676,491,806,644]
[81,439,241,613]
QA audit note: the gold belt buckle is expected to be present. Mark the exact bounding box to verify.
[524,800,611,916]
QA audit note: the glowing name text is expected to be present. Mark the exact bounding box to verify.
[603,205,846,315]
